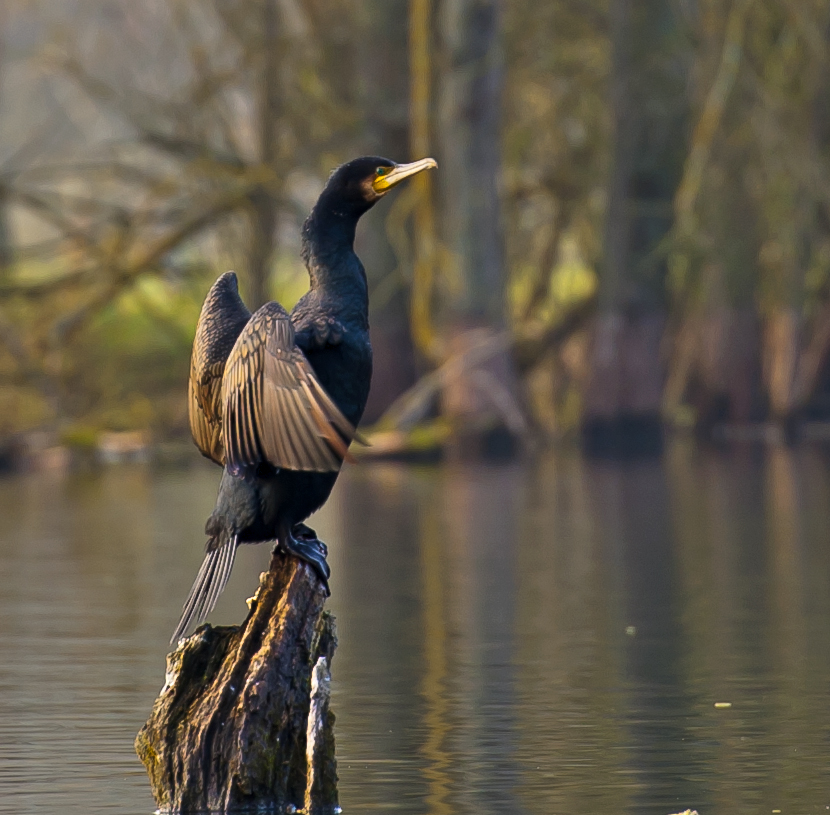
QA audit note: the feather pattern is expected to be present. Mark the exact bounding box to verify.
[188,272,251,465]
[170,534,239,644]
[221,301,360,475]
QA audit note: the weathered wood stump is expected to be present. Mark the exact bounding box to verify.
[136,548,338,814]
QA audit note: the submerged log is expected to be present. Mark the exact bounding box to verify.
[135,549,338,814]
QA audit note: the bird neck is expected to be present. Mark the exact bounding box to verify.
[301,202,368,304]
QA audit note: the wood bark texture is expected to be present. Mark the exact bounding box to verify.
[135,549,338,814]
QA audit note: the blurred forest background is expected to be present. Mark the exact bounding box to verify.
[2,0,830,465]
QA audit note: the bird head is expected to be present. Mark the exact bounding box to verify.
[319,155,437,216]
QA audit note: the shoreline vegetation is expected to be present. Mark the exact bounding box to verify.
[9,418,830,476]
[4,3,830,460]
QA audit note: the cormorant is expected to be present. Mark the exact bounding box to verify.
[171,156,437,643]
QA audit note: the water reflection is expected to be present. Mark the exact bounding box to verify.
[1,445,830,814]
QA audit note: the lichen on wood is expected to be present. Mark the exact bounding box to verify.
[135,548,339,813]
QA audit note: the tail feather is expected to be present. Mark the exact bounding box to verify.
[170,535,239,644]
[201,537,235,623]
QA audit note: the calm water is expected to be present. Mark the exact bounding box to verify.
[1,443,830,814]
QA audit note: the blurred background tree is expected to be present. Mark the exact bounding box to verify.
[2,0,830,459]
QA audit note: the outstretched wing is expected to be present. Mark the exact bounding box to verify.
[222,301,360,475]
[189,272,252,465]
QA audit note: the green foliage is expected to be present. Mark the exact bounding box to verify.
[3,0,830,438]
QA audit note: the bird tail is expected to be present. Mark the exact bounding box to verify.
[170,534,238,644]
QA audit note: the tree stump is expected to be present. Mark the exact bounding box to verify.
[135,549,339,814]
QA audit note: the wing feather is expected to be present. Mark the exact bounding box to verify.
[188,272,251,464]
[301,380,355,463]
[188,377,219,462]
[222,302,362,474]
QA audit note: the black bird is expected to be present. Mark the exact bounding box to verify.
[171,156,437,642]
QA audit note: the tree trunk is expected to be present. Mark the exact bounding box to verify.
[764,306,801,422]
[247,0,282,310]
[356,0,418,423]
[599,0,635,317]
[135,550,338,814]
[435,0,523,452]
[666,305,764,427]
[582,311,666,456]
[248,189,278,311]
[437,0,506,324]
[582,0,688,454]
[0,10,12,277]
[409,0,440,363]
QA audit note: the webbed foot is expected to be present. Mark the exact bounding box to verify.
[280,529,331,596]
[293,523,327,557]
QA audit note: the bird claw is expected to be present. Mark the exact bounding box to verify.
[280,532,331,596]
[292,523,327,557]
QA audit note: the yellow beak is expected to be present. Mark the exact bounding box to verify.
[372,157,437,193]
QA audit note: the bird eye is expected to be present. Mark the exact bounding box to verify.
[376,167,390,177]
